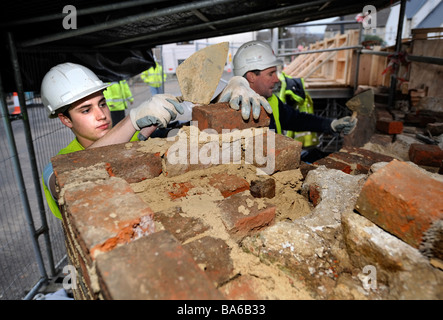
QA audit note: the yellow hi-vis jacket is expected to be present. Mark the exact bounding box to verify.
[275,72,318,148]
[103,80,134,112]
[140,62,166,88]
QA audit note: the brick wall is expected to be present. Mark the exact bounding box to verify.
[52,103,443,300]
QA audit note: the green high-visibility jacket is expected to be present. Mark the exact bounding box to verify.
[103,80,134,112]
[141,63,166,88]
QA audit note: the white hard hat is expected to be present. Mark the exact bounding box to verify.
[41,62,110,118]
[233,40,283,77]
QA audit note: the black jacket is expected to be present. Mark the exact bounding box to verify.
[269,95,334,134]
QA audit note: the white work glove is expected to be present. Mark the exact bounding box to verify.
[218,76,273,120]
[331,116,358,135]
[129,94,184,130]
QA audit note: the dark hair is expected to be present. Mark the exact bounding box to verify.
[61,105,72,120]
[244,70,261,78]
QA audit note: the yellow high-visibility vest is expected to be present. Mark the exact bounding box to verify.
[103,80,134,111]
[141,62,166,88]
[278,72,318,148]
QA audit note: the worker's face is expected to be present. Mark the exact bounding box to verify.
[246,67,280,99]
[58,91,112,148]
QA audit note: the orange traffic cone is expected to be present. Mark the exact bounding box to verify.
[12,92,21,115]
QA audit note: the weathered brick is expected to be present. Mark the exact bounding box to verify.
[183,236,234,287]
[208,173,250,198]
[409,143,443,167]
[96,230,224,300]
[313,157,352,174]
[246,131,302,174]
[218,193,276,240]
[52,141,162,184]
[192,102,270,133]
[250,178,275,198]
[63,177,156,261]
[153,207,210,243]
[355,160,443,248]
[376,120,403,134]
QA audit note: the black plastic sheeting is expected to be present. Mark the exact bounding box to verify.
[1,46,155,93]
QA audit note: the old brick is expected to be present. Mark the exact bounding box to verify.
[153,207,210,243]
[409,143,443,167]
[52,141,162,184]
[308,184,321,207]
[246,131,302,174]
[183,236,234,287]
[63,177,156,261]
[250,178,275,198]
[192,102,270,133]
[376,120,403,134]
[208,173,250,198]
[218,193,276,240]
[96,230,224,300]
[355,160,443,248]
[313,157,352,174]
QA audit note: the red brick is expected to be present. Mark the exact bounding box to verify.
[355,160,443,248]
[313,157,352,174]
[52,141,162,184]
[246,131,302,174]
[183,236,234,287]
[63,177,156,261]
[218,193,276,240]
[96,230,224,300]
[192,102,270,133]
[376,120,403,134]
[209,173,250,198]
[409,143,443,167]
[153,207,210,243]
[308,184,321,207]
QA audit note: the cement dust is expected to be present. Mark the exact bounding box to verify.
[132,163,314,299]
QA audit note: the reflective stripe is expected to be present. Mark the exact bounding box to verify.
[267,94,282,134]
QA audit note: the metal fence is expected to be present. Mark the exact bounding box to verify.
[0,92,73,300]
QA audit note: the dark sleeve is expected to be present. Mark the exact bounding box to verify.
[273,97,334,133]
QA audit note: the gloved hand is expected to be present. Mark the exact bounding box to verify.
[331,116,358,135]
[218,76,272,120]
[129,94,184,130]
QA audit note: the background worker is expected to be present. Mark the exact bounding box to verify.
[141,61,166,95]
[218,41,357,148]
[103,79,134,125]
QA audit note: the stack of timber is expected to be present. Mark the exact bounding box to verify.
[284,28,443,97]
[284,30,362,89]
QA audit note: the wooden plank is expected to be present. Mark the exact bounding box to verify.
[409,39,443,97]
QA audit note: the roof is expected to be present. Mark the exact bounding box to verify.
[417,1,443,28]
[0,0,393,92]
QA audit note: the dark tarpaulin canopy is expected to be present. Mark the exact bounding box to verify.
[0,0,393,93]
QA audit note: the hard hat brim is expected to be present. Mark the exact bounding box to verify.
[48,83,110,118]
